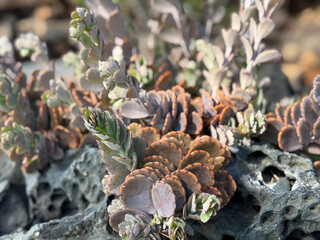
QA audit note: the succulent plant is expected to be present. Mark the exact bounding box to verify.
[182,192,220,223]
[1,123,33,155]
[196,0,283,96]
[121,85,203,135]
[0,34,98,173]
[107,129,236,238]
[15,33,49,67]
[82,107,144,194]
[263,75,320,154]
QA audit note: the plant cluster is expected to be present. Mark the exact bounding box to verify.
[68,0,284,238]
[5,0,320,239]
[263,75,320,154]
[0,34,98,173]
[107,129,235,239]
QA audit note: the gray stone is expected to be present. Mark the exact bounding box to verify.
[2,144,320,239]
[192,144,320,240]
[0,150,29,235]
[0,197,120,240]
[25,146,106,223]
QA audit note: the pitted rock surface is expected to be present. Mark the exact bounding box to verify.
[25,146,106,223]
[0,150,29,235]
[2,144,320,239]
[192,144,320,240]
[0,197,119,240]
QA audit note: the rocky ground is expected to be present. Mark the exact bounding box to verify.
[1,144,320,240]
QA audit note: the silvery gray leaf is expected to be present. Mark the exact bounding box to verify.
[241,6,256,23]
[255,0,265,21]
[257,19,275,39]
[240,37,253,63]
[253,50,281,66]
[222,29,238,50]
[120,100,150,119]
[212,46,224,68]
[249,18,257,44]
[159,29,183,45]
[151,0,178,15]
[231,13,241,31]
[240,69,255,89]
[108,9,125,39]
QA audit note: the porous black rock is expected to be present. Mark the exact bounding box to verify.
[192,144,320,240]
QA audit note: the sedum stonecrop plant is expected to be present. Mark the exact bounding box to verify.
[0,33,98,173]
[263,75,320,154]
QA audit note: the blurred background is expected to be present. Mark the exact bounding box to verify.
[0,0,319,92]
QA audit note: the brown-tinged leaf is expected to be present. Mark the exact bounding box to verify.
[172,170,201,198]
[146,90,162,114]
[163,176,186,211]
[313,117,320,138]
[152,108,163,131]
[144,162,171,176]
[214,170,236,207]
[155,70,172,91]
[214,104,225,114]
[120,175,155,214]
[37,101,49,130]
[291,102,302,127]
[229,95,248,110]
[310,89,320,115]
[160,137,184,152]
[174,112,187,132]
[283,106,293,125]
[144,166,164,179]
[163,131,192,154]
[184,163,215,186]
[219,106,234,125]
[162,112,173,134]
[140,155,175,172]
[278,125,303,152]
[176,94,188,116]
[152,181,176,217]
[145,140,183,168]
[179,150,214,170]
[126,168,159,181]
[109,208,147,232]
[190,100,204,117]
[297,118,312,146]
[188,137,226,159]
[53,125,78,149]
[201,186,221,197]
[166,89,178,119]
[186,112,203,135]
[79,132,98,147]
[139,127,160,146]
[260,118,283,145]
[38,70,54,90]
[301,96,318,127]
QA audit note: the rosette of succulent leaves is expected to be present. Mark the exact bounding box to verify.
[262,75,320,156]
[0,33,99,173]
[102,125,236,239]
